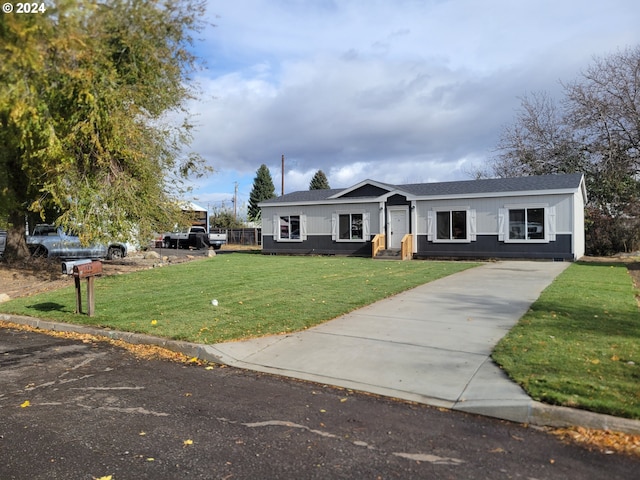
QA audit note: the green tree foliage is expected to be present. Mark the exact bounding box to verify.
[0,0,208,260]
[248,164,276,221]
[210,209,245,229]
[309,170,330,190]
[488,46,640,254]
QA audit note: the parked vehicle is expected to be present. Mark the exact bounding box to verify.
[208,231,227,250]
[26,224,127,260]
[0,230,6,257]
[162,226,226,250]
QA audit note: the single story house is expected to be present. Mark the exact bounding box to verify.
[259,173,587,261]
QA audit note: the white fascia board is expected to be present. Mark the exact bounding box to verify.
[260,187,580,207]
[579,175,588,203]
[412,188,580,202]
[261,198,383,208]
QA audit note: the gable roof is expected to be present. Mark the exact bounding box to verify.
[259,173,585,206]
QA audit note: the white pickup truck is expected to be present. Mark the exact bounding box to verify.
[162,226,226,250]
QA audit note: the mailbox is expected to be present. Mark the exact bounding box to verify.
[73,260,103,278]
[72,260,102,316]
[62,259,92,275]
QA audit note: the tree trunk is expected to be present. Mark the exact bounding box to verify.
[2,211,30,262]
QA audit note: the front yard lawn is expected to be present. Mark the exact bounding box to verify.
[0,254,476,343]
[492,262,640,420]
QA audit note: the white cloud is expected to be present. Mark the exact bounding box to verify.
[183,0,640,200]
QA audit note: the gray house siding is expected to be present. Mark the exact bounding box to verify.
[416,234,573,260]
[262,201,379,256]
[263,235,371,256]
[413,192,577,259]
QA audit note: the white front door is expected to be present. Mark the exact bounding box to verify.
[388,208,408,249]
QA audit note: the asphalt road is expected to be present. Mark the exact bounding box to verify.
[1,326,637,480]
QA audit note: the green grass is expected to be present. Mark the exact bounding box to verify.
[492,262,640,420]
[0,254,476,344]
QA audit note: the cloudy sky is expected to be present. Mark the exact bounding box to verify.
[182,0,639,216]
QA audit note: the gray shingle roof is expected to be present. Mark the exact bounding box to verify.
[261,188,342,204]
[399,173,584,196]
[260,173,584,205]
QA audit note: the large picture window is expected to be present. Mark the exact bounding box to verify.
[332,212,370,242]
[508,208,544,240]
[427,208,475,242]
[279,215,300,240]
[436,210,467,240]
[339,213,363,240]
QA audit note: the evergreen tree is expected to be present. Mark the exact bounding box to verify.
[309,170,330,190]
[248,164,276,220]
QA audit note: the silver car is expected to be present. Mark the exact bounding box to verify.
[27,224,127,260]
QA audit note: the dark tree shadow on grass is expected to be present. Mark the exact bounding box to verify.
[26,302,68,313]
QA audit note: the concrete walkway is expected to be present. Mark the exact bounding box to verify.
[204,261,569,423]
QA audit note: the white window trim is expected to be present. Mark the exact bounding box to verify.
[332,211,370,242]
[428,207,475,243]
[499,204,554,244]
[273,214,307,242]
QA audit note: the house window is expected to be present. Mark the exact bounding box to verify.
[332,212,370,242]
[436,210,467,240]
[339,213,363,240]
[427,208,476,242]
[508,208,545,240]
[280,215,300,240]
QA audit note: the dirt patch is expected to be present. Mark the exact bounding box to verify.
[0,252,205,300]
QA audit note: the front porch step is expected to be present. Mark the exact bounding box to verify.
[374,248,401,260]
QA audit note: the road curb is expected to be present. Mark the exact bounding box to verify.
[2,313,640,436]
[529,401,640,435]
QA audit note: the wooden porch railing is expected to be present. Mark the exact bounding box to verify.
[400,234,413,260]
[371,233,385,258]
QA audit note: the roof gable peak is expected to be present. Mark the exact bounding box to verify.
[329,179,400,199]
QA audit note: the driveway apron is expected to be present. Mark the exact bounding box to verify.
[205,261,570,422]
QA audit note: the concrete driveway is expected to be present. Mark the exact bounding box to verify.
[205,261,570,423]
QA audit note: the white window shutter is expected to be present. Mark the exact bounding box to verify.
[427,211,434,242]
[547,206,556,241]
[272,214,279,239]
[498,208,506,242]
[301,215,307,240]
[363,212,370,239]
[331,213,338,241]
[469,209,477,241]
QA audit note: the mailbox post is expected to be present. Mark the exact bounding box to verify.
[72,260,102,316]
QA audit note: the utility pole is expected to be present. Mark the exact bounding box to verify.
[233,181,238,220]
[281,154,285,196]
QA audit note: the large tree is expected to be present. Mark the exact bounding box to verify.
[0,0,208,260]
[309,170,330,190]
[248,164,276,221]
[488,46,640,254]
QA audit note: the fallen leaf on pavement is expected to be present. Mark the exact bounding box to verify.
[552,426,640,457]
